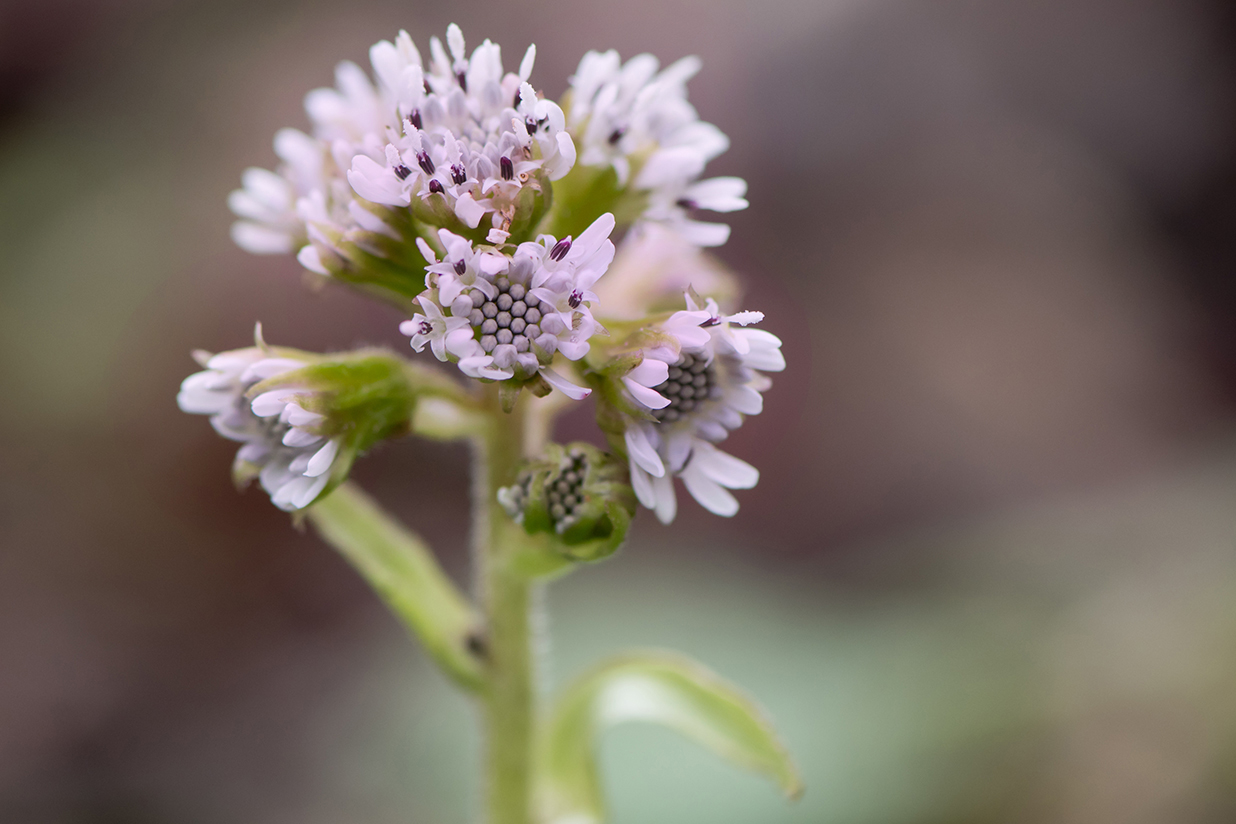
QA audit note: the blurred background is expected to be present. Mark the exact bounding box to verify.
[3,0,1236,821]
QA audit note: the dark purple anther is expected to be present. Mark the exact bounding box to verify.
[525,117,537,135]
[500,156,514,181]
[423,78,432,94]
[419,321,433,335]
[407,109,422,130]
[513,88,523,108]
[454,259,467,275]
[676,198,697,210]
[456,70,467,91]
[568,290,583,309]
[701,316,721,327]
[417,151,435,175]
[549,237,571,261]
[451,164,467,185]
[394,164,412,181]
[608,127,626,145]
[429,179,445,194]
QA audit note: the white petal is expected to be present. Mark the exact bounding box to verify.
[231,222,294,254]
[540,368,591,400]
[347,156,407,206]
[283,427,322,447]
[454,192,487,228]
[478,252,509,275]
[624,426,665,478]
[680,461,739,516]
[627,357,669,388]
[416,237,438,264]
[242,358,304,382]
[623,377,671,410]
[251,389,296,417]
[284,403,324,427]
[446,23,465,61]
[348,201,399,237]
[652,472,677,524]
[676,219,731,247]
[297,244,329,275]
[305,439,340,477]
[692,442,759,489]
[728,384,763,415]
[684,176,748,212]
[744,350,785,372]
[519,44,536,80]
[630,461,658,510]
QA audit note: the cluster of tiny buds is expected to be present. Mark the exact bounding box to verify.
[652,352,721,423]
[452,277,551,355]
[545,449,589,532]
[499,448,590,533]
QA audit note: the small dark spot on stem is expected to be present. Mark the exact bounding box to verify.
[466,631,488,659]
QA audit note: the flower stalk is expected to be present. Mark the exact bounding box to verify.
[475,388,543,824]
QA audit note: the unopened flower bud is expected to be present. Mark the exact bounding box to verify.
[498,442,634,561]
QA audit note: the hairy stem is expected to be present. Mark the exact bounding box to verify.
[475,389,548,824]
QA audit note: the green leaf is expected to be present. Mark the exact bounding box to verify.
[537,650,803,823]
[307,483,484,691]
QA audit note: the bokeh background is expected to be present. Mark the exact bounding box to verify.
[4,0,1236,821]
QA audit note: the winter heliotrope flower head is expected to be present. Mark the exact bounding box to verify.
[602,292,785,523]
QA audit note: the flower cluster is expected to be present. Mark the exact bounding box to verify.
[567,51,747,246]
[193,23,783,523]
[401,211,615,396]
[608,293,784,522]
[177,345,344,511]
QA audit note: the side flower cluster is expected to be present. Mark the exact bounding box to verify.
[567,50,747,246]
[611,293,784,522]
[177,345,344,511]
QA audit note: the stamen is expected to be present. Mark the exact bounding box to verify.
[407,109,423,130]
[454,260,467,275]
[451,164,467,185]
[417,151,435,175]
[500,157,514,181]
[394,164,412,181]
[567,290,582,309]
[549,238,571,261]
[676,198,697,210]
[456,70,468,91]
[525,117,537,135]
[608,127,626,145]
[428,179,445,194]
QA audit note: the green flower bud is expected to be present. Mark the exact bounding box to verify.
[498,442,635,562]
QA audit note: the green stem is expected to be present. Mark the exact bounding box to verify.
[475,389,546,824]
